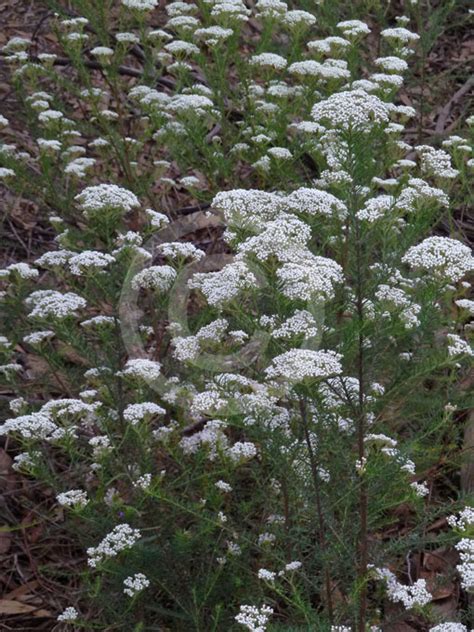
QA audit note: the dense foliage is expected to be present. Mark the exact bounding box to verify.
[0,1,473,630]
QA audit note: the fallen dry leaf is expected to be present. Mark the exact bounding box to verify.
[0,599,51,617]
[4,580,40,601]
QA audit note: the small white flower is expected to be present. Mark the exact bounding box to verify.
[257,568,276,581]
[249,53,287,70]
[56,489,89,508]
[337,19,371,37]
[446,334,473,358]
[133,473,152,490]
[57,606,78,622]
[87,523,141,568]
[121,359,162,381]
[123,402,166,425]
[75,184,140,218]
[26,290,86,320]
[265,349,342,382]
[131,265,177,292]
[403,236,473,282]
[121,0,158,9]
[227,441,257,463]
[123,572,150,597]
[410,481,429,497]
[235,604,273,631]
[69,251,115,276]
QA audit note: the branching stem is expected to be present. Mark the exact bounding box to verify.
[299,397,334,624]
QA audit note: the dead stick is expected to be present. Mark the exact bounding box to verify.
[435,77,474,135]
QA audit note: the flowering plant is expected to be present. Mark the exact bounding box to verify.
[0,1,473,630]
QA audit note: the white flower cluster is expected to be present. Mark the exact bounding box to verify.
[172,335,201,362]
[285,187,347,219]
[145,209,170,229]
[455,538,474,591]
[416,145,458,179]
[356,195,394,223]
[395,178,449,213]
[65,157,96,177]
[337,19,371,37]
[375,284,420,329]
[131,265,177,292]
[288,59,350,81]
[235,604,273,632]
[447,506,474,530]
[429,625,467,632]
[308,36,350,56]
[250,53,287,70]
[194,26,233,46]
[236,214,311,262]
[42,398,98,421]
[212,189,285,232]
[227,441,258,463]
[455,299,474,315]
[373,567,432,609]
[410,481,429,497]
[121,0,158,10]
[208,0,250,23]
[75,184,140,218]
[164,40,200,56]
[365,434,398,449]
[0,413,62,442]
[265,349,342,382]
[215,479,232,492]
[257,568,275,581]
[196,318,229,342]
[0,167,15,179]
[258,532,276,546]
[189,261,257,307]
[172,318,230,361]
[0,262,38,279]
[56,489,89,509]
[87,523,141,568]
[12,452,37,471]
[284,9,316,28]
[446,334,473,358]
[270,310,318,340]
[69,250,115,276]
[255,0,287,19]
[123,402,166,425]
[381,26,420,45]
[121,358,162,381]
[26,290,86,320]
[402,237,474,282]
[123,573,150,597]
[156,241,205,263]
[311,90,390,132]
[0,363,22,377]
[448,507,474,592]
[168,94,215,116]
[81,315,115,330]
[276,253,343,301]
[180,420,228,460]
[35,249,73,268]
[190,389,227,418]
[375,56,408,73]
[57,606,79,622]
